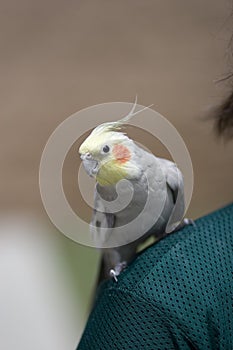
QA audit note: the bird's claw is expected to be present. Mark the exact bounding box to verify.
[109,269,118,282]
[183,218,196,227]
[109,261,127,282]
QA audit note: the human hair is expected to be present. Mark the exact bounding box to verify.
[214,89,233,139]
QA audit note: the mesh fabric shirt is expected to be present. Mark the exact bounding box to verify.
[77,204,233,349]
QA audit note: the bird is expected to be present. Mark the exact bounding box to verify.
[79,100,189,281]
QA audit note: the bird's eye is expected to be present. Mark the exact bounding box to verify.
[102,145,110,153]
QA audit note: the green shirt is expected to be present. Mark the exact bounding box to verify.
[77,204,233,349]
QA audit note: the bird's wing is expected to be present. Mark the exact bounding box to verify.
[90,186,115,246]
[159,158,185,233]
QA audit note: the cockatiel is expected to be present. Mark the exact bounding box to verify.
[79,101,188,281]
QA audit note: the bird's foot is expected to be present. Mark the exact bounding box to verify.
[173,218,195,232]
[183,218,196,227]
[109,261,127,282]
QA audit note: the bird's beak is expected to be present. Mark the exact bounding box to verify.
[80,153,99,177]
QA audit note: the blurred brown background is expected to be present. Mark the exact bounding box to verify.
[1,0,233,348]
[1,0,233,216]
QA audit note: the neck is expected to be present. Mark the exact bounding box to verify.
[96,161,128,186]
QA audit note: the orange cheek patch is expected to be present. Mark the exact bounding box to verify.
[113,144,131,164]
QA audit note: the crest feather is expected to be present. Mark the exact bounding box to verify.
[91,96,153,136]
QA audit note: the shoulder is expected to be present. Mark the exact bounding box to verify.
[96,204,233,348]
[78,204,233,349]
[118,203,233,289]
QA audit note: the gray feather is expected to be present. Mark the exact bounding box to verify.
[90,144,186,279]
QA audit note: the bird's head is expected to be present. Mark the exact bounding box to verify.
[79,101,150,186]
[79,126,138,186]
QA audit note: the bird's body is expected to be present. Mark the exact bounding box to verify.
[79,102,186,280]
